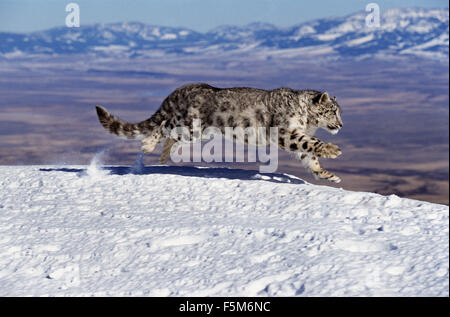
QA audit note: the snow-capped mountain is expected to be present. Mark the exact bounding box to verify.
[1,7,448,60]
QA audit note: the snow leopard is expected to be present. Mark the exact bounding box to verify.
[96,83,343,182]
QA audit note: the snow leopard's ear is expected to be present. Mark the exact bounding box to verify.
[318,92,330,104]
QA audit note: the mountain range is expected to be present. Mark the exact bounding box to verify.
[0,7,448,61]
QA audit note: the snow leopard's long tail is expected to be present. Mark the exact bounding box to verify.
[95,105,164,140]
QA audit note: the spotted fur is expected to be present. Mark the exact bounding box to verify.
[96,83,344,182]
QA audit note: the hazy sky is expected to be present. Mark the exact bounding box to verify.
[0,0,447,33]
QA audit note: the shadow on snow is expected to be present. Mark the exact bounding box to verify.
[39,165,305,185]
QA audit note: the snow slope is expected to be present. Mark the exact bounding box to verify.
[0,164,448,296]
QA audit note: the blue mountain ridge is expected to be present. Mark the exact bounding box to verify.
[0,7,448,60]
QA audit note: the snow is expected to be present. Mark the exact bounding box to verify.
[63,32,81,41]
[2,50,25,58]
[291,25,316,40]
[161,33,177,40]
[260,45,335,59]
[402,32,449,51]
[317,33,342,41]
[151,28,161,37]
[345,34,374,46]
[406,20,437,33]
[330,20,364,34]
[101,31,114,40]
[92,45,129,52]
[0,164,448,296]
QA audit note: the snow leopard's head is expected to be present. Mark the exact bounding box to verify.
[313,92,343,135]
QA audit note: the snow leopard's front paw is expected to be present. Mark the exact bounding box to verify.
[325,173,341,183]
[316,143,341,159]
[312,168,341,183]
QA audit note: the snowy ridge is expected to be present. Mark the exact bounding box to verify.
[0,7,448,60]
[0,165,448,296]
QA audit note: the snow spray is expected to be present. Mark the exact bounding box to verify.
[85,148,110,178]
[129,153,145,174]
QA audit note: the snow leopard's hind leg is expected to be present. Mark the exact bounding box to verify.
[159,138,177,164]
[296,153,341,183]
[141,128,164,154]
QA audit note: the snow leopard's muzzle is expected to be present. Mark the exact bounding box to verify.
[327,122,343,134]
